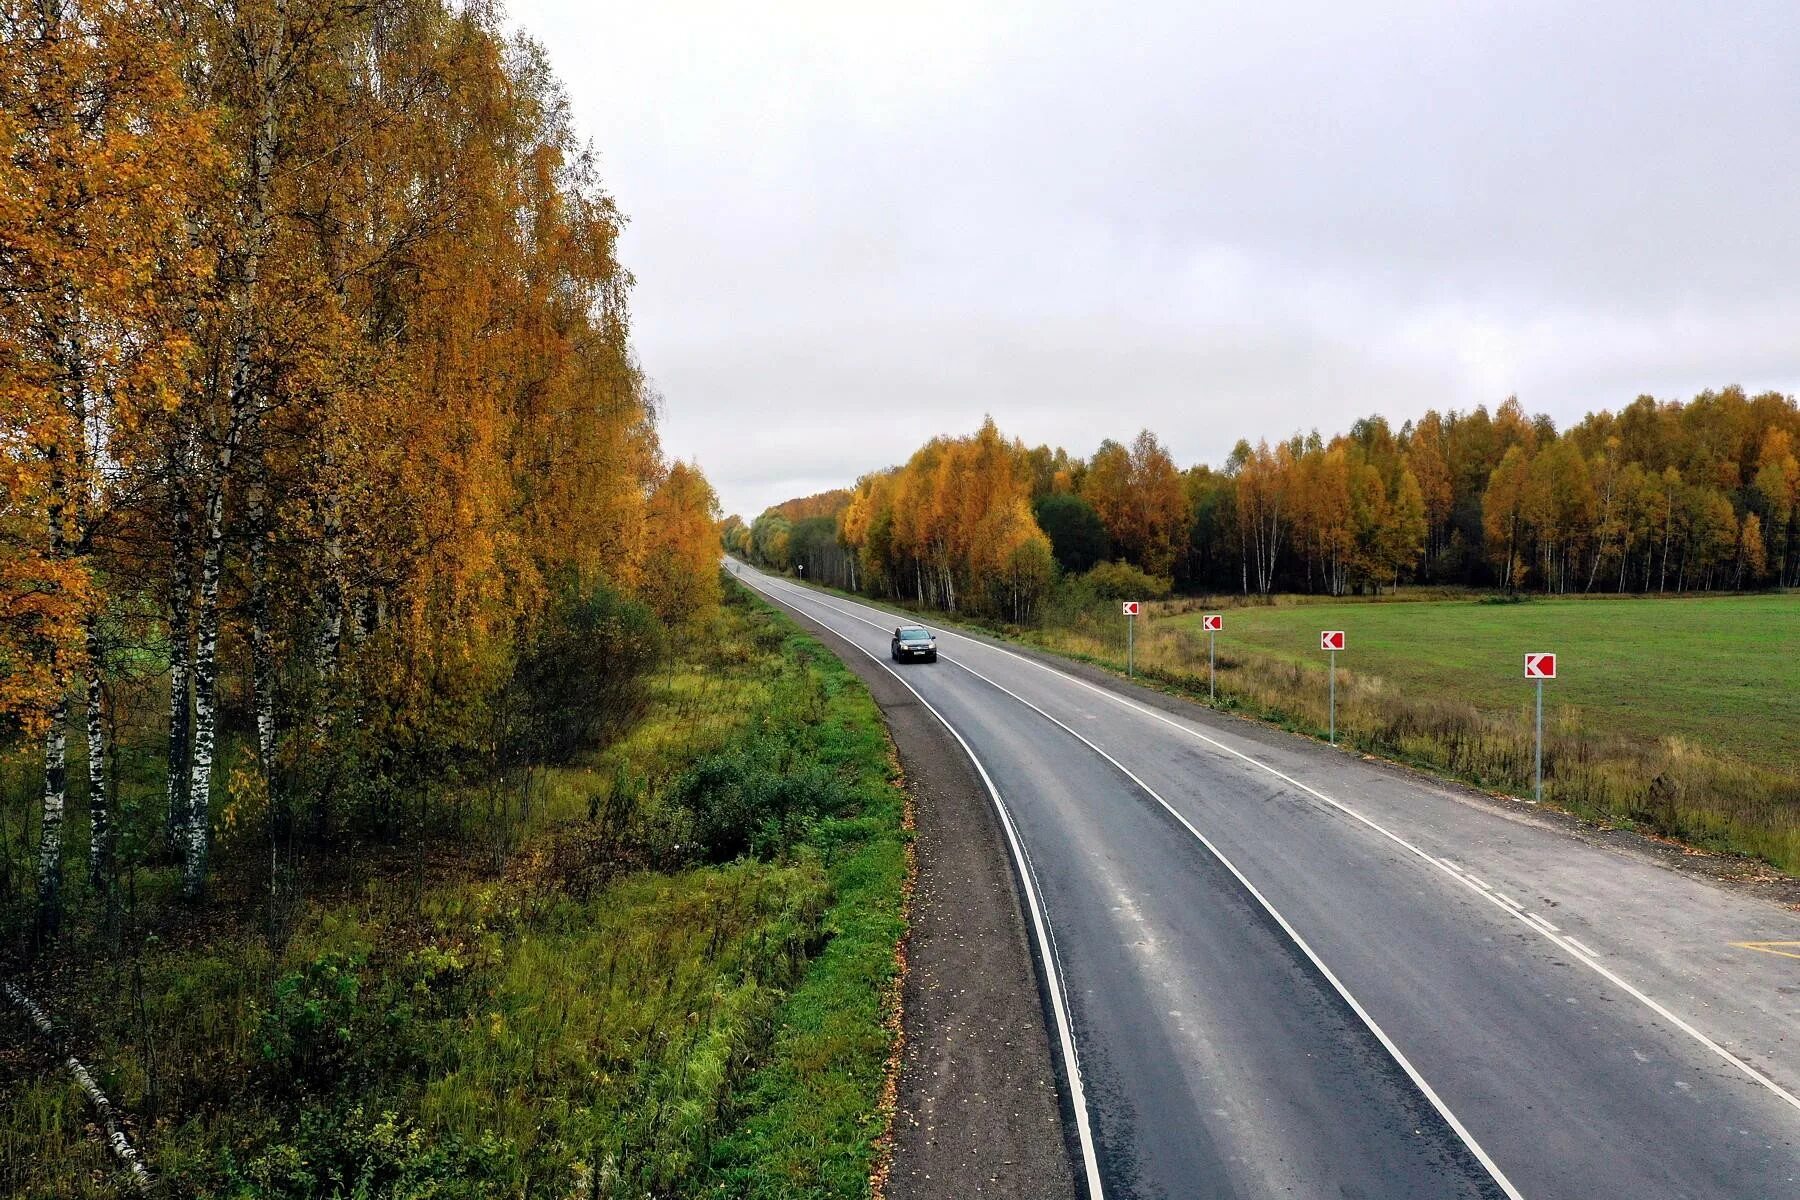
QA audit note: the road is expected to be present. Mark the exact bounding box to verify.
[733,563,1800,1200]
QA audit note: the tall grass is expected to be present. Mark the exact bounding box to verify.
[0,579,911,1198]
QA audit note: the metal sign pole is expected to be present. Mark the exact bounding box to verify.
[1128,611,1135,678]
[1535,677,1543,802]
[1329,649,1336,744]
[1208,631,1216,701]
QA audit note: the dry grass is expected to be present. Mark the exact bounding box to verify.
[1024,604,1800,873]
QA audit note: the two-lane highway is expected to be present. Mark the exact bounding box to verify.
[735,563,1800,1200]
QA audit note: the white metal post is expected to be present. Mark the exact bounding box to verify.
[1329,649,1336,744]
[1208,631,1216,701]
[1127,611,1135,678]
[1535,678,1543,802]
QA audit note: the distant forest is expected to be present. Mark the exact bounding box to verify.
[724,388,1800,619]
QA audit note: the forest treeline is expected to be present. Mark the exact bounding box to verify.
[726,389,1800,618]
[1,0,720,943]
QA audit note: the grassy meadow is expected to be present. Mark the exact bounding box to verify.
[1165,593,1800,772]
[1,580,909,1198]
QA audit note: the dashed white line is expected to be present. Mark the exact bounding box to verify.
[1523,913,1562,936]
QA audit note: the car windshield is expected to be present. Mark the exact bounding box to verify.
[899,627,930,639]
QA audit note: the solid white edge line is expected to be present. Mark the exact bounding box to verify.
[748,571,1521,1200]
[753,571,1800,1119]
[734,569,1108,1200]
[931,645,1530,1200]
[1565,938,1599,958]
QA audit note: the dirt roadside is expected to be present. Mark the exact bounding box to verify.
[775,601,1080,1200]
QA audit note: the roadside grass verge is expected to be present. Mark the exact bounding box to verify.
[754,566,1800,876]
[0,577,910,1198]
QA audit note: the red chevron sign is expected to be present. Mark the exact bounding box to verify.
[1525,652,1556,679]
[1203,614,1222,631]
[1320,630,1345,651]
[1122,601,1141,617]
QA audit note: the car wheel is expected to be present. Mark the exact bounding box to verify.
[926,651,938,662]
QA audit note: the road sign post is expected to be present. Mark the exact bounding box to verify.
[1320,631,1345,743]
[1525,653,1556,801]
[1203,614,1222,701]
[1122,601,1140,677]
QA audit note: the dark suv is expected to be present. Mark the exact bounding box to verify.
[891,625,937,663]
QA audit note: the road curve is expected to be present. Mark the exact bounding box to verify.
[734,563,1800,1200]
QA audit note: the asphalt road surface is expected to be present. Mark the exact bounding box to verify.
[732,563,1800,1200]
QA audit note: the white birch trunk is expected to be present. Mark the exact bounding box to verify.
[181,5,286,900]
[37,434,71,938]
[3,983,154,1193]
[85,618,109,888]
[38,704,68,939]
[164,489,193,852]
[183,482,227,900]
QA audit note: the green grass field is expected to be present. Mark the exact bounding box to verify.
[1167,593,1800,771]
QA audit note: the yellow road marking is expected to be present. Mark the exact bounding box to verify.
[1730,941,1800,961]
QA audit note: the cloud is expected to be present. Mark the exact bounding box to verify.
[510,0,1800,517]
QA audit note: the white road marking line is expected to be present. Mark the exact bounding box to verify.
[932,645,1529,1200]
[736,571,1107,1199]
[1565,938,1599,957]
[1523,913,1561,936]
[751,570,1800,1119]
[741,571,1522,1200]
[1463,873,1491,890]
[1495,892,1525,911]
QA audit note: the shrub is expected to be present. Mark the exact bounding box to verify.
[1083,560,1173,601]
[503,579,665,766]
[225,1106,508,1198]
[671,737,850,862]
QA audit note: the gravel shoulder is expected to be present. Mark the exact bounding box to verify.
[772,599,1080,1200]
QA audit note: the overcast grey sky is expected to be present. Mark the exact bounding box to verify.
[507,0,1800,519]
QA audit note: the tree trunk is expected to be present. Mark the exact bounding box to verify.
[165,472,193,852]
[37,437,72,940]
[37,704,68,942]
[184,478,228,901]
[247,484,276,775]
[314,481,344,682]
[181,5,286,900]
[85,618,110,889]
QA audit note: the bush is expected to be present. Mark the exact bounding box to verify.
[671,737,850,862]
[1083,560,1173,601]
[226,1106,508,1198]
[253,952,384,1095]
[504,579,665,766]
